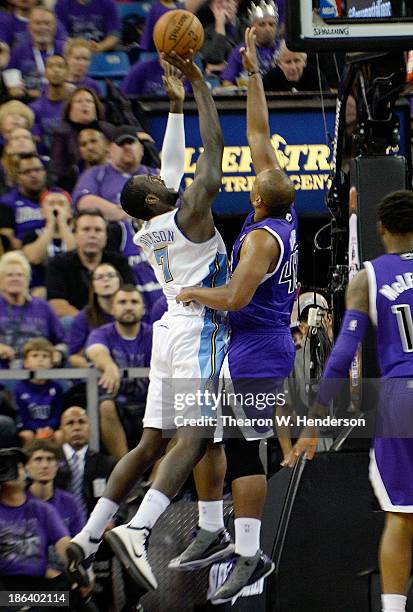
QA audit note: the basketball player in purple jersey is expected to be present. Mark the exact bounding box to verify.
[286,191,413,612]
[174,28,297,604]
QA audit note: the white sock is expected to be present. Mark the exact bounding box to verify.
[128,488,170,530]
[234,517,261,557]
[73,497,119,555]
[198,500,224,532]
[382,594,407,611]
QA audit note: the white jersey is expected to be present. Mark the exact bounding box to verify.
[134,209,228,316]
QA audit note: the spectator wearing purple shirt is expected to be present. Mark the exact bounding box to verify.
[73,125,159,221]
[0,0,67,50]
[64,38,102,96]
[8,7,66,99]
[30,55,72,154]
[86,285,152,458]
[26,440,86,538]
[139,0,184,53]
[0,448,70,583]
[221,7,279,85]
[0,252,67,369]
[55,0,121,52]
[0,153,47,248]
[69,262,121,368]
[16,338,65,446]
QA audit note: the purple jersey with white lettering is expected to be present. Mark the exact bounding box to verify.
[229,207,298,335]
[365,252,413,378]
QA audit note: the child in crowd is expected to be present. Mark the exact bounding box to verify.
[15,338,64,446]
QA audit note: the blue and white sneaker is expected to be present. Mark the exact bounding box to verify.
[209,550,275,605]
[168,527,234,571]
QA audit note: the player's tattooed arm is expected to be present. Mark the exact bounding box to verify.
[345,269,369,313]
[164,51,224,242]
[176,230,279,310]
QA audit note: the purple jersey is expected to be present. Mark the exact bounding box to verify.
[15,379,64,432]
[229,207,298,334]
[55,0,120,42]
[0,497,68,576]
[365,253,413,378]
[0,187,44,241]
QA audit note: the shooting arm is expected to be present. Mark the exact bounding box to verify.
[177,230,278,310]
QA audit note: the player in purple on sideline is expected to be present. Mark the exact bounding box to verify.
[286,191,413,612]
[175,27,297,604]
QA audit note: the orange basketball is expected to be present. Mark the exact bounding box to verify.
[153,9,205,59]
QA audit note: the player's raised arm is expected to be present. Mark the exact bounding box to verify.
[243,27,282,175]
[160,59,186,191]
[163,51,224,241]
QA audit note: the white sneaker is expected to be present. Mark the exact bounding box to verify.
[105,524,158,591]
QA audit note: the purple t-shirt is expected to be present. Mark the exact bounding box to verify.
[15,379,64,432]
[69,308,114,355]
[55,0,121,42]
[30,95,64,152]
[0,188,44,241]
[72,162,159,207]
[221,43,277,83]
[0,497,68,576]
[140,1,183,52]
[0,13,67,48]
[28,489,85,537]
[8,38,66,92]
[150,294,167,323]
[67,75,102,96]
[0,295,65,368]
[87,321,152,400]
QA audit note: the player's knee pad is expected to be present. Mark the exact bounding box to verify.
[225,438,265,482]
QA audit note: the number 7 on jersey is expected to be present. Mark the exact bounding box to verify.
[154,246,173,283]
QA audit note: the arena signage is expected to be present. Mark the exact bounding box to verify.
[148,102,410,216]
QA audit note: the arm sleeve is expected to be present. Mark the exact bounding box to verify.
[317,309,369,406]
[160,113,185,191]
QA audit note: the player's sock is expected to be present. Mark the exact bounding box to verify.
[128,488,170,529]
[198,500,224,532]
[234,518,261,557]
[71,497,119,558]
[382,594,407,611]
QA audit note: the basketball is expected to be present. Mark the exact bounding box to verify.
[153,9,205,59]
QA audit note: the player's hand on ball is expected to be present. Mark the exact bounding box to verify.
[161,57,185,102]
[163,50,203,83]
[240,27,259,73]
[281,426,318,468]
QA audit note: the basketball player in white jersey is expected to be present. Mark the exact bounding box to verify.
[66,54,230,593]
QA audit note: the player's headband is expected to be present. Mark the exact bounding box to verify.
[248,0,279,24]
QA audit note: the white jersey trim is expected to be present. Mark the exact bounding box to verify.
[363,260,378,327]
[260,226,285,283]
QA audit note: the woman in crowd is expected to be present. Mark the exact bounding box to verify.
[49,87,112,191]
[64,38,102,96]
[68,262,121,368]
[0,100,34,150]
[0,251,66,369]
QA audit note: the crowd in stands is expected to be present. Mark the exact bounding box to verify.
[0,0,410,609]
